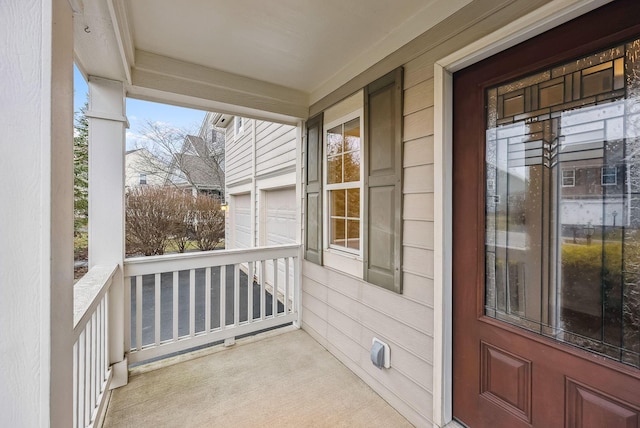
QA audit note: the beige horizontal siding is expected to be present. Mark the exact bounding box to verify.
[403,193,434,221]
[301,2,556,426]
[404,78,434,115]
[403,272,434,307]
[403,220,434,250]
[404,137,434,167]
[403,107,434,141]
[302,261,435,424]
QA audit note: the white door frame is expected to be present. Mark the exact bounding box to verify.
[431,0,611,426]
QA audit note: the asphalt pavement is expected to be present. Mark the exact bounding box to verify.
[130,265,283,349]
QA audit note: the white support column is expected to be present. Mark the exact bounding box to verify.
[251,119,257,248]
[87,76,128,388]
[0,0,74,426]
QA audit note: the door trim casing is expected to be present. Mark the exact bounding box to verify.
[431,0,612,426]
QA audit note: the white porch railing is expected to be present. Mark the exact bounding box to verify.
[123,245,301,364]
[73,264,117,428]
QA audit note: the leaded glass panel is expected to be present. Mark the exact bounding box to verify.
[485,37,640,368]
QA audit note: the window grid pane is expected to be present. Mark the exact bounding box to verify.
[326,117,361,252]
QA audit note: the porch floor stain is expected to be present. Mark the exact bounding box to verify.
[102,328,414,427]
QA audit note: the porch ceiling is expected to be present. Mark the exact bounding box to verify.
[73,0,470,122]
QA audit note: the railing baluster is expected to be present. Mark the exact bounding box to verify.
[125,276,131,352]
[122,246,300,364]
[285,257,290,314]
[73,341,78,428]
[234,264,240,326]
[272,259,278,317]
[84,321,91,427]
[294,252,301,327]
[97,300,103,388]
[136,276,142,351]
[220,265,226,329]
[205,267,211,332]
[99,299,104,385]
[154,273,161,346]
[73,265,116,428]
[91,309,97,408]
[104,294,110,382]
[77,330,85,428]
[173,271,179,341]
[247,261,253,323]
[260,260,266,320]
[189,269,195,337]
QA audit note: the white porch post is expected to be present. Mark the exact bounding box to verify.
[0,0,74,426]
[87,77,128,387]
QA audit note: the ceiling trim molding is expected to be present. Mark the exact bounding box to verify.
[127,84,301,126]
[107,0,135,84]
[130,50,309,120]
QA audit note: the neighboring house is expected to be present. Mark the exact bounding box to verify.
[125,127,225,198]
[124,148,167,189]
[6,1,640,428]
[165,134,225,198]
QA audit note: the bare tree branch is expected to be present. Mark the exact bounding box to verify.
[129,120,225,196]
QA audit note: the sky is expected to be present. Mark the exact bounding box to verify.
[74,65,207,149]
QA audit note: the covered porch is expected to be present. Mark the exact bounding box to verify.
[102,327,412,427]
[3,0,631,428]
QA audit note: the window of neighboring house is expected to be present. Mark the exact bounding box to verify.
[325,115,362,254]
[562,168,575,187]
[601,166,617,185]
[139,173,147,185]
[234,116,244,137]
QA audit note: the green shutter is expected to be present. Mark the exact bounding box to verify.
[364,68,403,292]
[305,113,324,265]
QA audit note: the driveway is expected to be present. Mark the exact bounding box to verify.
[130,265,283,350]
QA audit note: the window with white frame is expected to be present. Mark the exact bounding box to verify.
[325,115,362,254]
[305,68,403,292]
[139,173,147,185]
[561,168,575,187]
[601,166,617,185]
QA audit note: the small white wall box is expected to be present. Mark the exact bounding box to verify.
[371,338,390,369]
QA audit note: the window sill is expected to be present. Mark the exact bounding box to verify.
[323,248,362,279]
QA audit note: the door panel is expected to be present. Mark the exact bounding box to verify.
[232,194,251,249]
[453,1,640,426]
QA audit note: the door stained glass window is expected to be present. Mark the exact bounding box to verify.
[485,38,640,368]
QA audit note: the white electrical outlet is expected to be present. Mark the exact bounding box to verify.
[371,337,391,369]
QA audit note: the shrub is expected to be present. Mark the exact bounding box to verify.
[125,187,183,256]
[170,191,196,253]
[561,242,622,272]
[192,195,225,251]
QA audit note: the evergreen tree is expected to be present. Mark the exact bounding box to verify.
[74,102,89,232]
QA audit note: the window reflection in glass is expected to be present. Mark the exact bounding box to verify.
[326,117,361,252]
[484,37,640,368]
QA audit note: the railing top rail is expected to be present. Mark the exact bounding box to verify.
[124,244,301,277]
[73,264,118,337]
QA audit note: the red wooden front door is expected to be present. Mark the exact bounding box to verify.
[453,1,640,426]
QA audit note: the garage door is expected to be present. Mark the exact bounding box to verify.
[232,193,251,249]
[263,187,296,303]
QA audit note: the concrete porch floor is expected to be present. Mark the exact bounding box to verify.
[102,327,414,427]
